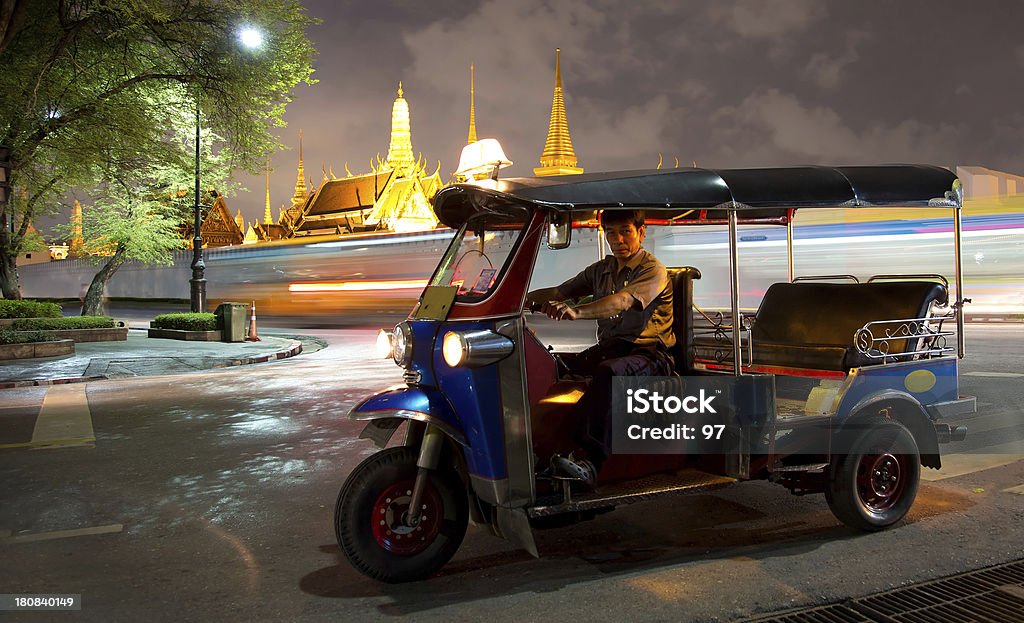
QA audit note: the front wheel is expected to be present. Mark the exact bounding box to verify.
[825,419,920,531]
[335,446,469,583]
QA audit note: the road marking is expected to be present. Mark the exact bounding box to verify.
[0,523,123,545]
[962,372,1024,378]
[0,437,96,450]
[922,450,1024,481]
[1003,484,1024,495]
[30,384,94,448]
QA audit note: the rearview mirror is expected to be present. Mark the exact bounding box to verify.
[547,212,571,249]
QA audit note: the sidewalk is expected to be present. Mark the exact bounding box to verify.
[0,329,307,388]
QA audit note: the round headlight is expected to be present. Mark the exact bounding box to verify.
[375,329,392,359]
[442,331,465,367]
[391,322,412,366]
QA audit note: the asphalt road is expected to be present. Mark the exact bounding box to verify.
[0,323,1021,622]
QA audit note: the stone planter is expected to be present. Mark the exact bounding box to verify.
[43,327,129,342]
[0,339,75,360]
[147,328,222,341]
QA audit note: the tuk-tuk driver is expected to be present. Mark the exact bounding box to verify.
[526,209,675,487]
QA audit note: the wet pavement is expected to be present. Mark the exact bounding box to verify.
[0,326,1022,621]
[0,329,316,386]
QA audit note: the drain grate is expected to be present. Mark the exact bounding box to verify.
[741,559,1024,623]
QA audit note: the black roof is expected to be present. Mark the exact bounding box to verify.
[432,165,961,228]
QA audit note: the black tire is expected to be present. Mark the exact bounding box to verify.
[334,446,468,583]
[826,419,920,531]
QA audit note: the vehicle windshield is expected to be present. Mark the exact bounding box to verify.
[429,206,531,301]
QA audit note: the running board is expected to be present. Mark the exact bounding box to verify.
[527,470,736,518]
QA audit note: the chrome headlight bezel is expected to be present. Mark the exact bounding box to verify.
[391,322,413,367]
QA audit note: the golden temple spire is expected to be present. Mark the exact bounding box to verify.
[70,197,83,257]
[291,129,308,207]
[467,64,477,144]
[534,48,583,176]
[264,160,273,224]
[385,82,415,173]
[234,209,244,230]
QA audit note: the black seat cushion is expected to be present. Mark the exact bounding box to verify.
[696,281,947,371]
[667,266,701,374]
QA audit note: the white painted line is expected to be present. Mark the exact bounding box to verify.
[1003,484,1024,495]
[30,384,94,448]
[962,372,1024,378]
[922,451,1024,481]
[1,523,123,544]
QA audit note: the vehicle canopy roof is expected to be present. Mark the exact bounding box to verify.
[432,165,961,229]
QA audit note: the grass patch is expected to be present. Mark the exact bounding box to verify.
[0,329,57,344]
[0,300,62,319]
[151,312,217,331]
[11,316,116,331]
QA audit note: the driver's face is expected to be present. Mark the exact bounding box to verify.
[604,221,644,260]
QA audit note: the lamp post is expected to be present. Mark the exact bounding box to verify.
[189,103,205,312]
[189,26,264,313]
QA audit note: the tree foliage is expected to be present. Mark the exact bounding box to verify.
[0,0,318,298]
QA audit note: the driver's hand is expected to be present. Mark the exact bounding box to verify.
[542,300,578,321]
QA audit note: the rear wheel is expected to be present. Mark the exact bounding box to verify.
[335,446,468,582]
[826,420,920,531]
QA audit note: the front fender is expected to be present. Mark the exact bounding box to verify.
[350,386,467,447]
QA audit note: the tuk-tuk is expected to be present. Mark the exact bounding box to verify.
[334,165,974,583]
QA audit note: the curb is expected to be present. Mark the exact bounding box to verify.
[205,339,304,369]
[0,339,303,389]
[0,375,108,389]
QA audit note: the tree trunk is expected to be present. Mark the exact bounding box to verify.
[0,247,20,299]
[81,245,127,316]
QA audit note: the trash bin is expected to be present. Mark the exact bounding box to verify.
[215,302,249,342]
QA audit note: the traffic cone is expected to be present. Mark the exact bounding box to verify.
[246,300,261,341]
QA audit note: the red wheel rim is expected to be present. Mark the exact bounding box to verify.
[370,479,443,556]
[856,452,907,513]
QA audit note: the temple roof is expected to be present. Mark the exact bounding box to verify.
[290,171,395,235]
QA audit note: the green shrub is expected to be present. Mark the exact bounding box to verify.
[0,300,62,319]
[0,329,57,344]
[151,312,217,331]
[11,316,115,331]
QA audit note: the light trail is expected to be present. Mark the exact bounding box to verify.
[288,279,428,292]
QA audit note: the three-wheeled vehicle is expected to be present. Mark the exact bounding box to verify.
[334,165,974,582]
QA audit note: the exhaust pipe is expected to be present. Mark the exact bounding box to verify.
[935,423,968,443]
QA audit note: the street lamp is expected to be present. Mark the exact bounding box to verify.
[189,27,263,313]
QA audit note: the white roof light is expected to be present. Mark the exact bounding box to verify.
[455,138,513,185]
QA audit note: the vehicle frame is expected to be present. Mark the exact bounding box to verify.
[334,165,973,583]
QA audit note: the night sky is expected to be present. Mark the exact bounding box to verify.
[232,0,1024,225]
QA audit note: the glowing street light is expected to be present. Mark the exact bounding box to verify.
[238,26,264,49]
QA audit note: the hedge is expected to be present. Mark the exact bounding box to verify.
[0,328,57,344]
[0,300,62,319]
[11,316,115,331]
[151,312,217,331]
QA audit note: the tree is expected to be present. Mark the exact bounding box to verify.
[0,0,317,299]
[61,98,239,315]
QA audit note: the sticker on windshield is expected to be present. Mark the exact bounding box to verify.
[470,268,498,294]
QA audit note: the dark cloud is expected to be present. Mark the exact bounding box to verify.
[230,0,1024,225]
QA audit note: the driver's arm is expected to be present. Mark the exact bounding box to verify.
[570,291,635,320]
[525,286,568,306]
